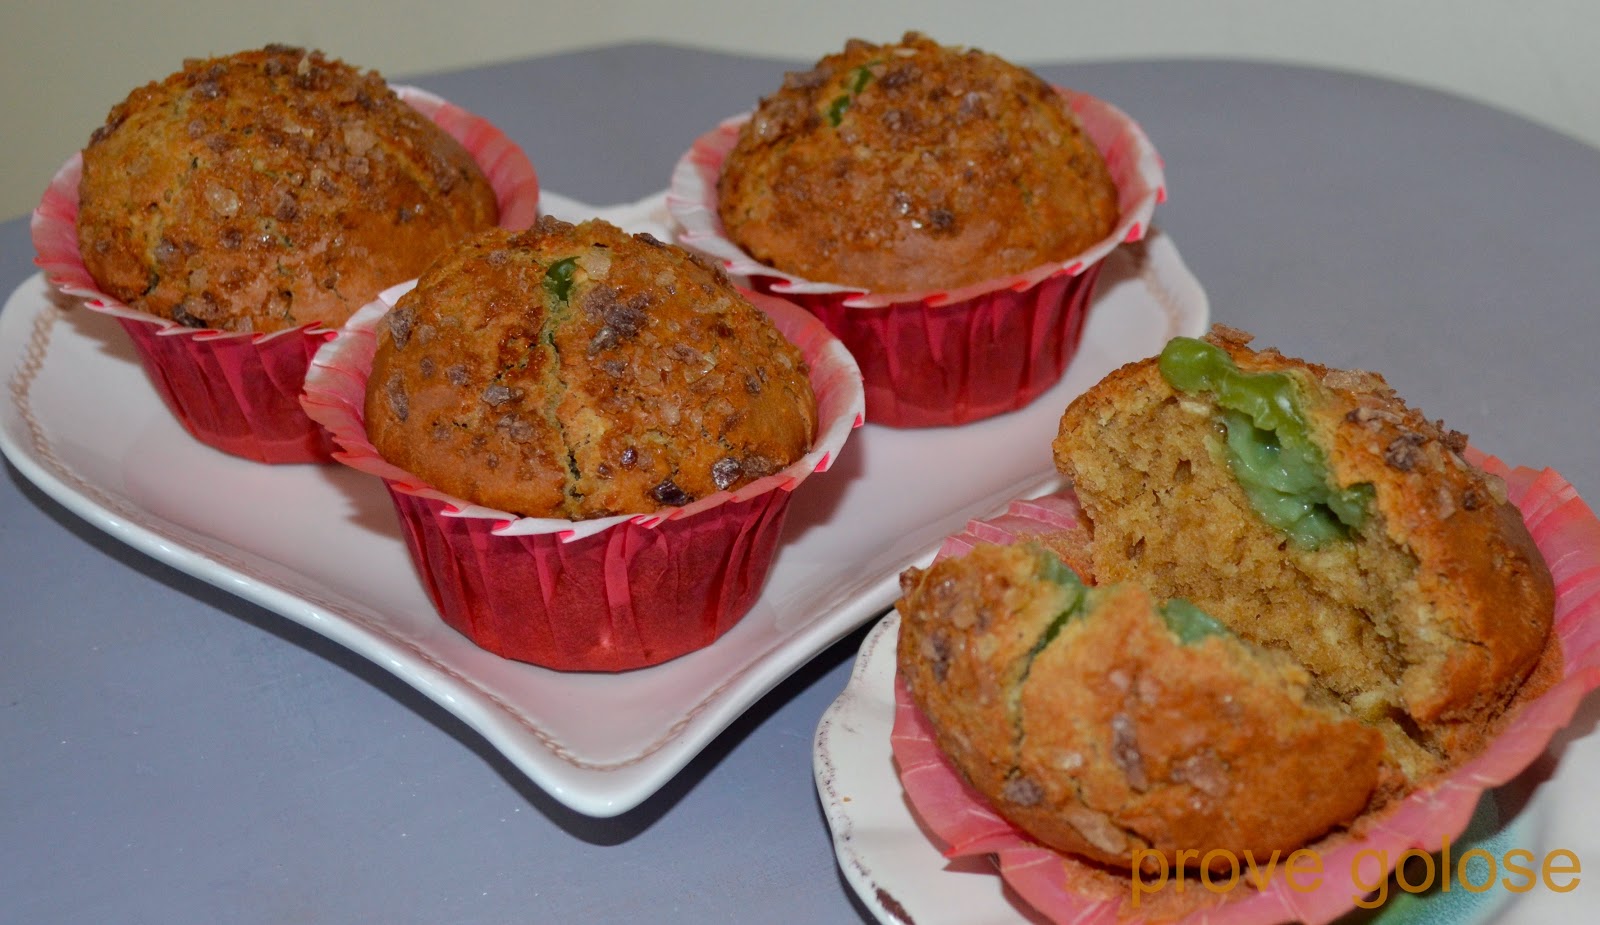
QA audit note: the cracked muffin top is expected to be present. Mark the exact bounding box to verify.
[76,45,499,333]
[363,216,817,520]
[896,542,1391,869]
[716,31,1119,294]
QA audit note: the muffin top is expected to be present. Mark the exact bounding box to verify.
[76,45,499,334]
[716,32,1119,293]
[364,217,818,520]
[896,541,1389,869]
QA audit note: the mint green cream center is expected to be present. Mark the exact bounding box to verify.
[1028,547,1226,647]
[1158,598,1228,644]
[542,257,579,305]
[826,61,879,127]
[1029,548,1089,657]
[1157,337,1373,548]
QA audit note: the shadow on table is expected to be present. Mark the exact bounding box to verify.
[9,456,868,842]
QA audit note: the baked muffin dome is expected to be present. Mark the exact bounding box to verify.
[716,32,1118,293]
[364,217,818,520]
[1053,326,1556,770]
[896,542,1390,869]
[76,45,500,334]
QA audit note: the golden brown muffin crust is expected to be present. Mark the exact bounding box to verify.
[365,217,818,520]
[77,45,499,333]
[896,543,1388,870]
[717,32,1118,293]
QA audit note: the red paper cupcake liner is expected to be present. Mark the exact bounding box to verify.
[669,87,1164,428]
[30,85,540,464]
[300,283,865,672]
[890,456,1600,924]
[763,261,1104,427]
[387,480,792,672]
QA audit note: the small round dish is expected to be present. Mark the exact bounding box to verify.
[815,458,1600,924]
[817,612,1540,925]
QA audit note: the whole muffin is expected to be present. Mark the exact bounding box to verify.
[716,32,1119,293]
[76,44,500,333]
[896,542,1390,870]
[1053,326,1557,768]
[364,216,818,520]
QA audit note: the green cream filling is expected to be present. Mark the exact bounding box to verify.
[1158,336,1373,548]
[1029,546,1089,655]
[542,257,579,305]
[1029,546,1227,647]
[1158,598,1229,644]
[826,62,878,127]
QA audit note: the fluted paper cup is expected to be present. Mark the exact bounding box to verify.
[301,283,865,672]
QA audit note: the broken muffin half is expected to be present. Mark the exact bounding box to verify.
[896,541,1393,869]
[896,326,1556,871]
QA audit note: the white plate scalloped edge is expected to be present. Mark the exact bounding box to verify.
[0,190,1207,818]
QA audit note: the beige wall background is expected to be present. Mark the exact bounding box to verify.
[4,0,1596,221]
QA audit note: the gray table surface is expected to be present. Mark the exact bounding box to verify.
[3,43,1598,924]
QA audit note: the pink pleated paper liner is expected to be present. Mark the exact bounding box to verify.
[300,283,865,672]
[30,85,539,464]
[890,457,1600,924]
[762,262,1106,427]
[667,88,1165,428]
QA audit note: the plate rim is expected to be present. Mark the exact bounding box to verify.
[0,272,898,816]
[813,610,1549,925]
[1,196,1209,817]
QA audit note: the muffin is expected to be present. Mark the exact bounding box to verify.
[35,46,537,463]
[896,542,1390,870]
[716,31,1118,294]
[890,457,1594,923]
[364,216,818,520]
[1053,326,1557,767]
[670,33,1163,427]
[302,216,863,671]
[893,326,1558,873]
[75,45,500,334]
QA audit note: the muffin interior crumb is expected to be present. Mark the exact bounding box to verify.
[1061,389,1441,777]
